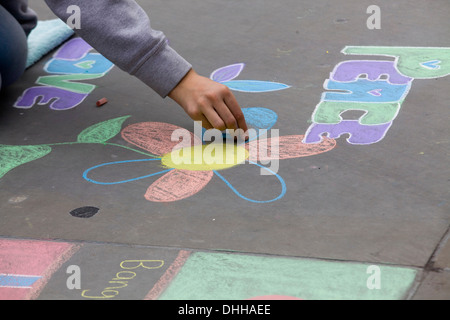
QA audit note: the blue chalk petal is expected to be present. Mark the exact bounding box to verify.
[83,159,172,185]
[213,162,287,203]
[243,107,278,131]
[222,80,290,93]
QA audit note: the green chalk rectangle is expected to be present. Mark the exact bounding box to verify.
[158,252,417,300]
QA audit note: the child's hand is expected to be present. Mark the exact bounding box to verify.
[168,69,248,136]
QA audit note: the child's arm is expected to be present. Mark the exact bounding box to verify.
[44,0,247,133]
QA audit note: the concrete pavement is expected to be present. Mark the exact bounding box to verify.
[0,0,449,300]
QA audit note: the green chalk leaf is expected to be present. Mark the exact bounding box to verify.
[77,116,131,144]
[0,145,52,179]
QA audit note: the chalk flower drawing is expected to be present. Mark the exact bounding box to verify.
[82,110,336,203]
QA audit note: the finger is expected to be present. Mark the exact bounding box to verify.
[214,100,238,131]
[198,114,214,130]
[185,104,214,130]
[223,92,248,133]
[223,98,248,141]
[202,104,227,131]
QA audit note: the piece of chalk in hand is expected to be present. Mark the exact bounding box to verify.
[96,98,108,107]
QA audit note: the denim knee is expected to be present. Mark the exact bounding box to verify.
[0,5,28,89]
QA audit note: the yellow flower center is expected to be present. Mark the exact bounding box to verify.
[161,144,249,171]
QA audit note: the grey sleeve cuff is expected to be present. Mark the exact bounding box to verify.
[132,42,192,98]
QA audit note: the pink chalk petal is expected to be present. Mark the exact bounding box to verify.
[121,122,201,156]
[246,135,336,161]
[145,169,213,202]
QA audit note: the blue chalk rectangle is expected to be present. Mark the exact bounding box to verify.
[0,274,42,288]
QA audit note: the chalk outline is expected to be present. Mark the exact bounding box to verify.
[213,161,287,204]
[83,159,173,185]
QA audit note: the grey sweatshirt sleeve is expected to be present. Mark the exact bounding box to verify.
[44,0,192,98]
[0,0,37,35]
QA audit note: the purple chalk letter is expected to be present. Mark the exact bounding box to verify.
[303,120,393,145]
[331,60,413,85]
[14,86,89,110]
[54,38,93,60]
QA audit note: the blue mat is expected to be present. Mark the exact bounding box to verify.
[26,19,74,68]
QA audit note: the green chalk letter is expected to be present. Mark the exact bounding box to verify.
[312,100,402,125]
[36,73,104,94]
[342,46,450,79]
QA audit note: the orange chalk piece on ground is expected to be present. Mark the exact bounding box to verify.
[96,98,108,107]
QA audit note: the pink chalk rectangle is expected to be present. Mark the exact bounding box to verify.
[0,239,80,300]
